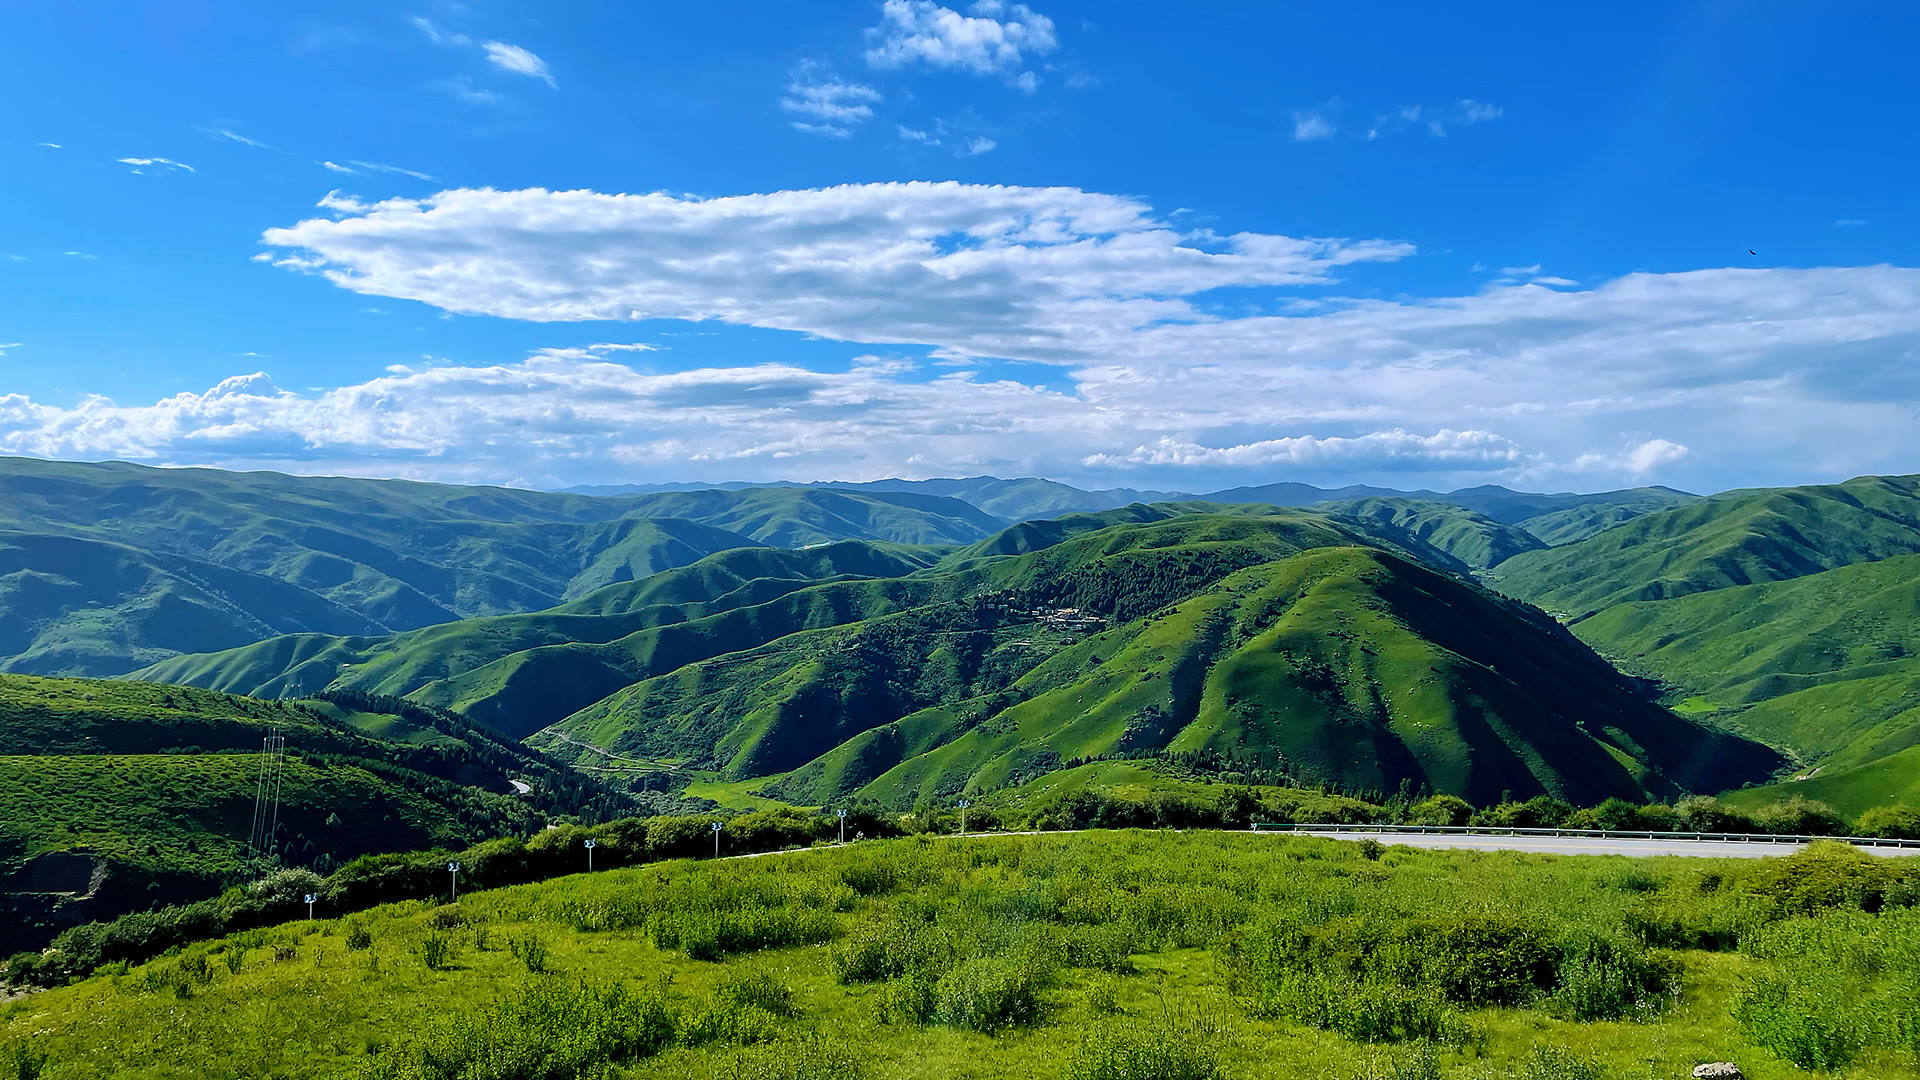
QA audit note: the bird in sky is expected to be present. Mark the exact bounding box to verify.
[1749,249,1757,255]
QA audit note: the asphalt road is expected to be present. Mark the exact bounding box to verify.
[1283,829,1912,859]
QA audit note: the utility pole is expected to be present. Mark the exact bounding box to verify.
[837,808,848,844]
[959,799,971,836]
[447,861,460,903]
[584,837,595,872]
[711,820,724,858]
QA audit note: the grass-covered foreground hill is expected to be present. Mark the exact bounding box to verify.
[0,674,614,956]
[0,457,1007,677]
[7,831,1920,1079]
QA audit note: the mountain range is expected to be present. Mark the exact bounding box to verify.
[6,452,1920,851]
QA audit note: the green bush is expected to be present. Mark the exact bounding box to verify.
[1405,796,1472,827]
[1550,932,1671,1022]
[931,951,1053,1033]
[383,978,676,1079]
[1063,1022,1223,1080]
[2,1039,47,1080]
[1733,969,1865,1069]
[678,1001,782,1047]
[717,969,798,1018]
[418,931,455,971]
[1856,805,1920,840]
[508,933,549,973]
[345,919,373,950]
[1749,797,1849,837]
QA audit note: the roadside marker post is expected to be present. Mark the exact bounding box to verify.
[837,808,848,844]
[584,837,596,872]
[712,820,724,858]
[959,799,971,836]
[304,893,316,920]
[448,861,461,903]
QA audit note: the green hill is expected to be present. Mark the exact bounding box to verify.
[0,457,1021,676]
[1319,497,1546,569]
[130,513,1434,739]
[1491,474,1920,616]
[538,544,1780,808]
[0,674,617,955]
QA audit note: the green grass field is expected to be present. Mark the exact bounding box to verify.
[7,831,1920,1079]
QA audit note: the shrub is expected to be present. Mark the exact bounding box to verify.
[1857,805,1920,840]
[418,931,455,971]
[1675,795,1750,834]
[679,1002,782,1047]
[508,933,550,973]
[250,868,325,906]
[654,903,839,961]
[1733,968,1865,1069]
[717,969,798,1018]
[388,978,676,1078]
[345,920,373,950]
[2,1039,48,1080]
[1746,841,1910,915]
[1550,933,1671,1022]
[1405,796,1472,828]
[426,905,465,931]
[931,951,1052,1033]
[1063,1022,1223,1080]
[830,916,946,984]
[222,947,246,975]
[1749,797,1849,837]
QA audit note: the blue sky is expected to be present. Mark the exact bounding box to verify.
[2,2,1916,494]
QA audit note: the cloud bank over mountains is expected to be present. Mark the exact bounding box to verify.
[4,180,1917,492]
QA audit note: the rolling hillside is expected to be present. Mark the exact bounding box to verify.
[0,674,618,954]
[129,511,1482,740]
[1318,497,1546,569]
[0,457,1014,676]
[1491,474,1920,616]
[536,544,1780,808]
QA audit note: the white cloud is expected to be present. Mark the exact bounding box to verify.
[411,16,470,48]
[1836,218,1867,227]
[960,136,997,156]
[208,128,272,149]
[441,76,501,106]
[117,156,194,173]
[1084,429,1522,469]
[261,183,1411,362]
[1499,264,1542,276]
[63,251,96,260]
[529,342,661,362]
[1530,276,1579,287]
[1292,110,1335,141]
[866,0,1057,87]
[482,40,555,86]
[148,179,1920,489]
[320,161,356,174]
[348,160,435,181]
[899,126,936,143]
[0,343,22,357]
[781,72,882,137]
[37,142,61,149]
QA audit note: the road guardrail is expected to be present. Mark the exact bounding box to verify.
[1251,822,1920,850]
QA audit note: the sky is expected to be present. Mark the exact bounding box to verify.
[2,1,1916,496]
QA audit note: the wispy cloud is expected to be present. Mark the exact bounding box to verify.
[348,160,435,181]
[1292,109,1335,141]
[1835,218,1867,227]
[0,343,22,357]
[482,41,555,86]
[781,67,882,137]
[205,128,273,150]
[36,142,60,149]
[960,136,996,156]
[1370,98,1503,139]
[63,251,96,260]
[320,161,356,174]
[866,0,1058,90]
[117,156,195,173]
[529,342,662,362]
[410,16,470,48]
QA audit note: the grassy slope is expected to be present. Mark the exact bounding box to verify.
[0,457,1016,676]
[0,674,601,954]
[848,548,1777,808]
[1318,497,1546,569]
[1491,474,1920,616]
[525,513,1446,762]
[5,832,1907,1080]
